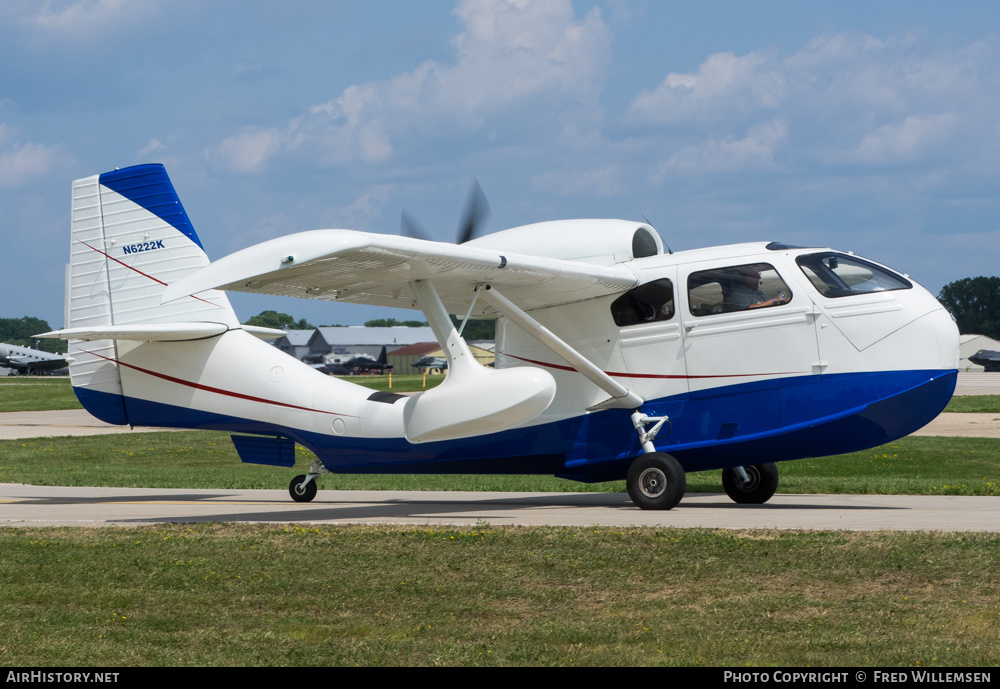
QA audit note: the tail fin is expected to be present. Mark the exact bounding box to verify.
[67,164,238,423]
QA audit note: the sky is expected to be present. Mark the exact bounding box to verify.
[3,0,1000,330]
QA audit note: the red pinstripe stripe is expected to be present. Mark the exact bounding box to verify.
[500,353,807,379]
[80,348,357,418]
[78,239,222,309]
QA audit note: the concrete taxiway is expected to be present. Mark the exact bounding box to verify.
[0,484,997,531]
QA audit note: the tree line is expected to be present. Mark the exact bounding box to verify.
[0,317,65,354]
[937,277,1000,340]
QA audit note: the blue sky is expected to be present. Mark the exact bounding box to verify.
[3,0,999,329]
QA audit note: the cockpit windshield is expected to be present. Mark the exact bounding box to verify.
[796,252,912,298]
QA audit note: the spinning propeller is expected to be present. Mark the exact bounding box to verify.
[401,178,491,244]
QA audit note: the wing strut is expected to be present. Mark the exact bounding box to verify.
[479,285,644,411]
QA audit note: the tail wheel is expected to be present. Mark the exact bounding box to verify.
[626,452,686,510]
[722,463,779,504]
[289,474,318,503]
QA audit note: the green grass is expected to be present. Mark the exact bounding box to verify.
[0,524,996,666]
[0,378,81,412]
[333,372,444,393]
[2,432,998,496]
[944,394,1000,413]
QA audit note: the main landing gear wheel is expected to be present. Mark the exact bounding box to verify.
[626,452,686,510]
[289,474,318,503]
[722,463,778,504]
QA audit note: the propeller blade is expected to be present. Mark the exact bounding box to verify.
[457,178,491,244]
[400,210,432,241]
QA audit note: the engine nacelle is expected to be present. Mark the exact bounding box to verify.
[464,219,663,266]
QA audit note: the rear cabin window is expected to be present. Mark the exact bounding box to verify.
[795,253,912,298]
[611,278,675,326]
[688,263,792,316]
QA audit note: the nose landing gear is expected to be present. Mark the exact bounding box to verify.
[626,411,685,510]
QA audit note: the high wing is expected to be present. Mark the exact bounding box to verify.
[162,230,639,314]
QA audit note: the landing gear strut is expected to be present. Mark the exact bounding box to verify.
[626,411,685,510]
[722,463,778,504]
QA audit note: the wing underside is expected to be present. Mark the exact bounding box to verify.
[162,230,639,314]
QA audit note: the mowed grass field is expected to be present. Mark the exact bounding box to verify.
[1,524,997,667]
[1,379,998,667]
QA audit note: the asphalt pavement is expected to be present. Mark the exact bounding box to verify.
[1,484,998,531]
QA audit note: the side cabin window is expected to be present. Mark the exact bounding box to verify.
[688,263,792,316]
[611,278,675,326]
[795,252,912,298]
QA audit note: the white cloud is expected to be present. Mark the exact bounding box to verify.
[212,127,285,175]
[8,0,161,43]
[531,165,623,197]
[630,31,1000,180]
[845,114,957,165]
[0,139,62,187]
[211,0,612,173]
[629,50,785,126]
[657,120,788,177]
[137,138,165,157]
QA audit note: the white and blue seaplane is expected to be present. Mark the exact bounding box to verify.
[38,165,959,509]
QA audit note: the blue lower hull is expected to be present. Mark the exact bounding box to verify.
[76,368,957,483]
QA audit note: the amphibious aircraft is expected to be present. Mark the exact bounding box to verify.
[0,343,68,375]
[38,164,959,509]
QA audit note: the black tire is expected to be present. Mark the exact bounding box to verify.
[722,463,778,504]
[289,474,318,503]
[626,452,686,510]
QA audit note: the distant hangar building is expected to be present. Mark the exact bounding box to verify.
[271,326,438,364]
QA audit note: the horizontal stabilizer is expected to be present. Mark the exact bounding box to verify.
[35,323,284,342]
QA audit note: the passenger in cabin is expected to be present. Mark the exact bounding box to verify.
[611,278,674,326]
[722,265,786,311]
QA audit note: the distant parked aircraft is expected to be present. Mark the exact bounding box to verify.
[969,349,1000,372]
[411,355,448,371]
[323,346,393,375]
[0,343,68,375]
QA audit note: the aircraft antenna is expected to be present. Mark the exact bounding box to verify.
[642,215,672,254]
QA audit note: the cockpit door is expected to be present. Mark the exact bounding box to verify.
[676,258,823,438]
[615,270,690,402]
